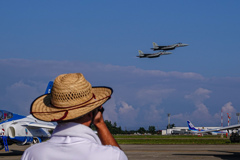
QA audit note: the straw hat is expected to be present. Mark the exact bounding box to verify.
[31,73,112,122]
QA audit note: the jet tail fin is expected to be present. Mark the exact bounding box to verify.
[187,120,196,130]
[44,81,53,94]
[152,42,158,49]
[138,50,144,56]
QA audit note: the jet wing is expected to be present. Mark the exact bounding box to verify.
[22,122,56,129]
[27,122,56,129]
[196,124,240,133]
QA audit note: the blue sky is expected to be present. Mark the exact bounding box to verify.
[1,1,240,130]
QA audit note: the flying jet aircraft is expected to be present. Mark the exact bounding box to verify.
[187,120,228,135]
[0,81,56,151]
[137,50,172,58]
[151,42,188,51]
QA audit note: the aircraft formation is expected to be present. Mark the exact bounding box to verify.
[137,42,188,58]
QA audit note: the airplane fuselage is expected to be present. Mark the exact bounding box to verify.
[152,45,176,51]
[151,43,188,51]
[0,110,53,148]
[137,53,161,58]
[187,120,228,135]
[137,51,172,58]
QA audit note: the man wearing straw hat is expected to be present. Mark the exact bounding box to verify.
[22,73,128,160]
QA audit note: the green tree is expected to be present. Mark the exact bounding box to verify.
[148,126,156,135]
[105,120,113,133]
[104,120,123,134]
[137,127,146,134]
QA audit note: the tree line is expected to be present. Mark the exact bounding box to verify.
[101,120,161,135]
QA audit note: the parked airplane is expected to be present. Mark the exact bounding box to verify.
[151,42,188,51]
[44,81,53,94]
[0,81,55,151]
[137,50,172,58]
[187,120,228,135]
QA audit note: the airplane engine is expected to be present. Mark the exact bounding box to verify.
[8,126,16,138]
[33,137,42,144]
[7,124,33,145]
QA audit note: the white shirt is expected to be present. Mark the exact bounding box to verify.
[22,122,128,160]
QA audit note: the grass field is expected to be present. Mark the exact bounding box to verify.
[114,135,237,145]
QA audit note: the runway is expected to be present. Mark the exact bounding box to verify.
[0,144,239,160]
[121,145,240,160]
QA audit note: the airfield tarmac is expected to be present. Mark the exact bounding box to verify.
[0,144,239,160]
[122,145,240,160]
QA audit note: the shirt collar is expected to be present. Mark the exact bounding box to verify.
[52,122,101,144]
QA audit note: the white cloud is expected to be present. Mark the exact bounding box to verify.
[192,103,211,120]
[144,105,164,124]
[185,88,211,103]
[118,101,139,127]
[136,88,175,105]
[171,113,184,120]
[221,102,237,125]
[172,91,238,126]
[103,97,118,123]
[170,88,213,125]
[1,59,240,128]
[222,102,236,114]
[2,81,40,114]
[185,88,212,119]
[119,101,135,114]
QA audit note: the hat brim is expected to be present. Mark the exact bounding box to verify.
[31,87,113,122]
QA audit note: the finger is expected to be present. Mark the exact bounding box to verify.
[98,107,104,114]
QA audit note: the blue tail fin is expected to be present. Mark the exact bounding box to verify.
[44,81,53,94]
[187,120,196,130]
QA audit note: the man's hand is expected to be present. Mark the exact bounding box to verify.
[93,106,121,149]
[93,106,105,128]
